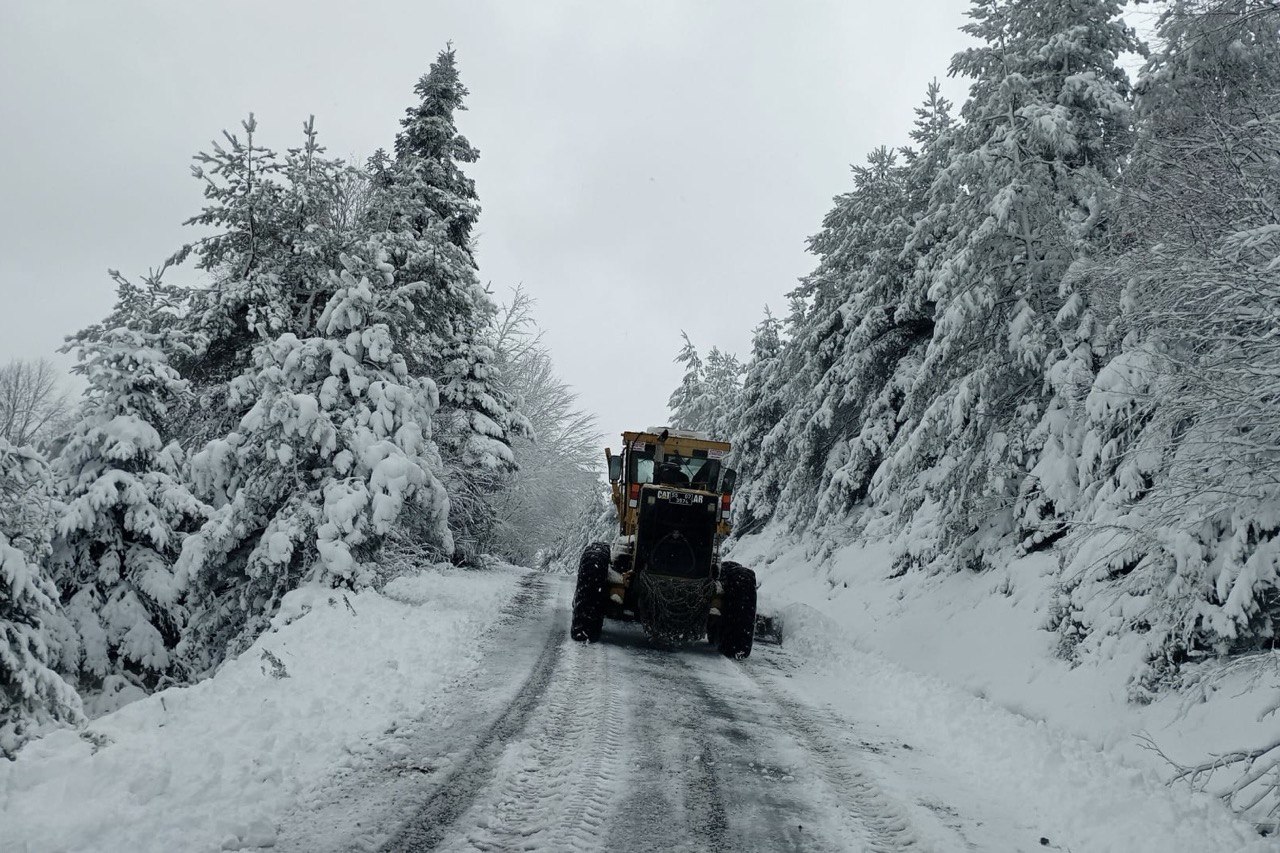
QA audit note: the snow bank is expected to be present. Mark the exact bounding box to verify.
[737,531,1277,846]
[0,565,519,852]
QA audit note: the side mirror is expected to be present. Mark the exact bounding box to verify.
[607,454,623,483]
[721,468,737,494]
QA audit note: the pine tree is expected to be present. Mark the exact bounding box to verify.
[367,46,489,381]
[366,47,525,559]
[667,334,744,438]
[897,79,957,323]
[172,115,359,449]
[874,0,1138,572]
[1055,0,1280,675]
[49,326,207,689]
[751,141,923,529]
[806,147,921,526]
[668,333,707,431]
[0,439,83,757]
[731,308,786,534]
[701,348,744,440]
[743,294,811,532]
[179,254,453,668]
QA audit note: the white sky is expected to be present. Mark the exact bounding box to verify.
[0,0,979,450]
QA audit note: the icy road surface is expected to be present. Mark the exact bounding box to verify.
[272,574,1266,853]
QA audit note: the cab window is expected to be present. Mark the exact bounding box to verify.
[633,455,655,485]
[627,446,721,489]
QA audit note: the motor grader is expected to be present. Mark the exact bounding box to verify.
[569,427,757,658]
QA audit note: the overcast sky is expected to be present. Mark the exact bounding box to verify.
[1,0,979,450]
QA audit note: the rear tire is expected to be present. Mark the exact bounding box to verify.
[570,542,610,642]
[717,562,756,659]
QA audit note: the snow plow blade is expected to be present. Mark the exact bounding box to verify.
[754,612,783,645]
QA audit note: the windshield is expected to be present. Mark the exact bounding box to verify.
[630,451,721,490]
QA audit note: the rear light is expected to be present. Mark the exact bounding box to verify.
[720,493,731,513]
[628,483,640,507]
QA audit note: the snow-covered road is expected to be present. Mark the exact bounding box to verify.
[273,573,1267,853]
[277,573,927,852]
[275,571,931,850]
[5,566,1266,852]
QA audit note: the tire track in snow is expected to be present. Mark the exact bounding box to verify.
[360,579,918,853]
[558,643,626,850]
[380,574,569,852]
[603,636,732,853]
[431,638,626,852]
[734,658,924,853]
[273,571,560,853]
[677,655,845,852]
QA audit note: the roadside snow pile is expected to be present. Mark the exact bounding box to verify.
[735,532,1280,845]
[0,564,519,853]
[771,604,1271,853]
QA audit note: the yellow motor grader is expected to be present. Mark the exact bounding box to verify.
[569,427,757,658]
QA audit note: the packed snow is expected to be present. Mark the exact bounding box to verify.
[733,530,1279,851]
[0,564,518,852]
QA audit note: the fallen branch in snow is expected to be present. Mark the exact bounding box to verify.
[1138,658,1280,834]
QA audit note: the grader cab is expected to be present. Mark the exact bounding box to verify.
[569,427,757,658]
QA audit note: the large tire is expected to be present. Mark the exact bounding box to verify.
[570,542,610,642]
[717,562,756,659]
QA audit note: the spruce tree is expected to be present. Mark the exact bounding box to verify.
[731,308,786,534]
[1055,0,1280,677]
[668,336,742,437]
[757,143,920,528]
[50,326,207,689]
[0,440,83,756]
[668,333,707,431]
[179,255,453,667]
[702,347,744,441]
[876,0,1138,572]
[173,116,358,449]
[366,47,525,559]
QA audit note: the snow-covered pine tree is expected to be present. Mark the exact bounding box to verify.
[179,253,452,669]
[667,333,742,438]
[895,79,957,324]
[171,115,360,449]
[437,335,526,560]
[737,293,814,536]
[730,308,786,534]
[1055,0,1280,680]
[872,0,1138,573]
[668,333,707,432]
[815,82,957,534]
[759,182,876,528]
[49,326,207,691]
[0,439,83,756]
[784,145,922,529]
[366,47,525,560]
[701,347,744,440]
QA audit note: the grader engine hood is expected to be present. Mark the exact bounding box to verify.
[635,485,718,579]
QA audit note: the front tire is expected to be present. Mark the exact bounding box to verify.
[570,542,610,642]
[718,562,756,659]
